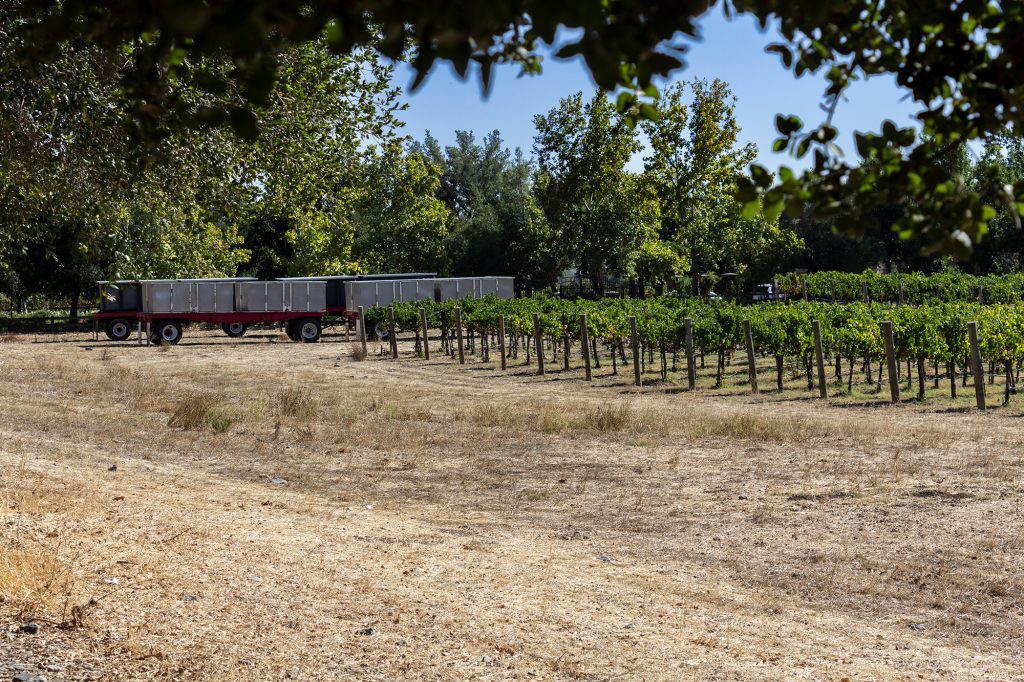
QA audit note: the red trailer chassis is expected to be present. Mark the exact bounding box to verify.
[94,310,334,344]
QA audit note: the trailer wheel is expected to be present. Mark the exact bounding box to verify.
[151,319,182,345]
[105,318,132,341]
[297,318,321,343]
[222,322,247,338]
[285,320,300,341]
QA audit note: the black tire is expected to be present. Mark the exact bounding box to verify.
[221,322,248,338]
[296,317,321,343]
[151,319,183,345]
[285,320,300,342]
[105,318,132,341]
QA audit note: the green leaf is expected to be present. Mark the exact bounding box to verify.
[750,164,772,188]
[741,200,760,220]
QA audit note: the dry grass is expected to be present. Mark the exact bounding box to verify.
[0,547,72,620]
[166,392,236,433]
[274,386,319,422]
[0,331,1022,681]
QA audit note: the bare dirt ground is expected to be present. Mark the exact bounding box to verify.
[1,329,1022,681]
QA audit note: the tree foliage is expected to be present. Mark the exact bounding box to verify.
[642,79,801,290]
[533,91,660,291]
[9,1,1024,253]
[414,130,550,281]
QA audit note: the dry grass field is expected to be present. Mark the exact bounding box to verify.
[1,328,1023,681]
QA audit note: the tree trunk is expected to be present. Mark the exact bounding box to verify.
[917,356,926,400]
[949,360,957,399]
[1005,361,1013,406]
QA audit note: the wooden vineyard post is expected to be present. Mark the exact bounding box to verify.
[579,313,592,382]
[812,319,827,399]
[387,306,398,359]
[630,315,642,387]
[562,335,570,371]
[743,319,758,394]
[802,278,808,301]
[533,312,545,376]
[978,286,985,305]
[419,307,430,360]
[881,320,900,403]
[498,314,507,371]
[968,321,986,411]
[684,317,696,390]
[897,281,905,306]
[862,281,870,304]
[455,307,466,365]
[357,306,368,356]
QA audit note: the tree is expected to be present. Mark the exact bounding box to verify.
[0,17,404,291]
[533,91,660,293]
[969,139,1024,274]
[351,144,451,273]
[414,130,550,280]
[643,79,800,293]
[2,218,107,317]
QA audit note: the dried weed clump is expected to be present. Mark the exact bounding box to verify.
[350,344,368,362]
[464,402,532,428]
[0,546,74,621]
[167,392,235,433]
[540,404,570,433]
[275,386,319,423]
[572,402,666,436]
[686,412,834,443]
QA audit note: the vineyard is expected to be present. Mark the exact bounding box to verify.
[776,269,1024,305]
[365,295,1024,407]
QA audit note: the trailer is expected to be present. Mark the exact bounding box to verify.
[94,278,327,344]
[277,273,438,319]
[339,276,514,310]
[95,273,513,345]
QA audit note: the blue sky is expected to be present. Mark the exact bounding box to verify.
[392,9,920,172]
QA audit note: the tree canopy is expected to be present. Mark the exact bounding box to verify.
[7,1,1024,254]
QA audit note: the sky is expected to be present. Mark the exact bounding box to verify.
[391,8,920,172]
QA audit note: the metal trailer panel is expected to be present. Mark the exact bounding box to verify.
[494,276,515,299]
[170,283,193,313]
[100,283,142,312]
[237,281,285,312]
[194,281,235,312]
[433,278,463,301]
[291,281,326,312]
[472,276,514,299]
[143,281,176,313]
[399,279,433,302]
[476,278,497,297]
[345,280,398,309]
[341,276,514,309]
